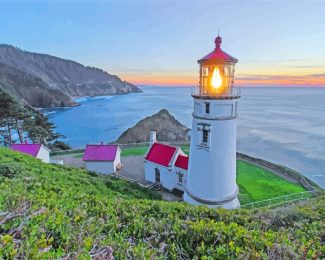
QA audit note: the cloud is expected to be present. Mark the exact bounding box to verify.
[236,73,325,87]
[309,73,325,78]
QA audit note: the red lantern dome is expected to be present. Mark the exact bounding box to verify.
[196,35,239,98]
[198,36,238,64]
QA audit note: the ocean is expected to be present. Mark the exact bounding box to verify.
[44,86,325,188]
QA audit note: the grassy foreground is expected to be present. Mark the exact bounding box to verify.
[0,147,324,258]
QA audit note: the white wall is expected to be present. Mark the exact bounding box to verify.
[160,167,175,191]
[144,161,175,191]
[173,166,187,191]
[85,161,115,175]
[144,161,156,183]
[185,98,240,209]
[36,146,50,163]
[144,161,188,192]
[113,150,121,171]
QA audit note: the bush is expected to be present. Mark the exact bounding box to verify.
[51,140,71,151]
[0,162,21,179]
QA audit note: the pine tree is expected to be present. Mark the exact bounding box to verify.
[0,88,66,149]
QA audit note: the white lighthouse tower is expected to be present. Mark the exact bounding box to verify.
[184,35,240,209]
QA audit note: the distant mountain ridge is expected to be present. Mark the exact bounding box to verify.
[0,63,76,108]
[0,44,141,108]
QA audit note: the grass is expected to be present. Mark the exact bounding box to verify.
[237,160,307,204]
[0,148,323,258]
[121,145,150,157]
[73,153,83,158]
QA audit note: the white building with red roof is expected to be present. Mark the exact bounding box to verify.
[10,142,51,163]
[144,132,188,192]
[83,143,121,174]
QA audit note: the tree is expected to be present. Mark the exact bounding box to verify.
[0,88,66,149]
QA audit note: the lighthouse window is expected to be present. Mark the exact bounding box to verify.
[205,102,210,114]
[202,129,209,144]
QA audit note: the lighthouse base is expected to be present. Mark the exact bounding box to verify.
[183,191,240,210]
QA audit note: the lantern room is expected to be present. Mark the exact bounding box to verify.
[197,35,239,97]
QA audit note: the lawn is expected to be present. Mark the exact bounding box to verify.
[121,146,150,157]
[237,160,306,205]
[73,153,83,158]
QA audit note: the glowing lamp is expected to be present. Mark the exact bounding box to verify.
[211,67,223,89]
[196,35,238,97]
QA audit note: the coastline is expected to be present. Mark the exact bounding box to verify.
[36,89,143,110]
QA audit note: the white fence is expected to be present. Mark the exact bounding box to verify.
[240,191,318,210]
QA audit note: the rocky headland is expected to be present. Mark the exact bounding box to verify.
[116,109,190,144]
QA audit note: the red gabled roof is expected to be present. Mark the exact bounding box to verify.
[145,143,177,167]
[10,144,41,157]
[175,154,189,170]
[83,144,118,161]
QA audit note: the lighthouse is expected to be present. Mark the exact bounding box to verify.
[184,35,240,209]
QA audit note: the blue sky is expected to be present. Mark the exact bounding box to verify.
[1,0,325,86]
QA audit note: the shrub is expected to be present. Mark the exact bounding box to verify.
[0,162,21,179]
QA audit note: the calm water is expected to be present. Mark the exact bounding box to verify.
[45,86,325,188]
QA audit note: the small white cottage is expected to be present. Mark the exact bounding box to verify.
[144,132,188,192]
[10,142,51,163]
[82,143,121,174]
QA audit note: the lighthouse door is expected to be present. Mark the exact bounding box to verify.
[155,168,160,183]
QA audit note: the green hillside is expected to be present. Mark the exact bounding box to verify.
[0,148,324,258]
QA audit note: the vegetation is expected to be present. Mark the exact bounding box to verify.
[237,161,306,204]
[121,145,150,157]
[0,148,323,258]
[0,88,67,150]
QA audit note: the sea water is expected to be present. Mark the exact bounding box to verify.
[44,86,325,188]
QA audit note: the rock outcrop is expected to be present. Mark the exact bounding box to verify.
[0,44,142,107]
[116,109,190,144]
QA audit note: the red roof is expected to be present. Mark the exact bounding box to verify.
[10,144,41,157]
[145,143,177,167]
[175,154,189,170]
[83,144,118,161]
[198,36,238,63]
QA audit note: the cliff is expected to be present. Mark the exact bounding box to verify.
[0,63,76,108]
[116,109,190,143]
[0,44,142,107]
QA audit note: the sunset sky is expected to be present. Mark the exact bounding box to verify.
[1,0,325,87]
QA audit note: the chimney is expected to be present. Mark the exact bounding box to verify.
[149,131,157,145]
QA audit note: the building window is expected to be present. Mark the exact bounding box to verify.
[205,102,210,114]
[178,171,183,183]
[202,129,209,144]
[155,168,160,183]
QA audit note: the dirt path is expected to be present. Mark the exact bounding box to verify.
[52,153,84,168]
